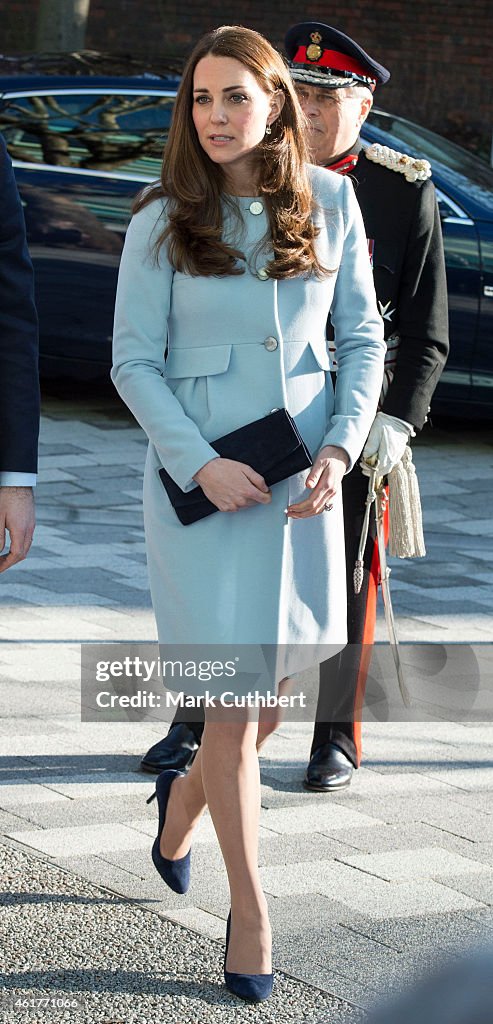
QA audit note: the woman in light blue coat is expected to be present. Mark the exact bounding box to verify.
[112,25,385,1002]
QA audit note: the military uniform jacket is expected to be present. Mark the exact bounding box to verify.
[349,148,449,429]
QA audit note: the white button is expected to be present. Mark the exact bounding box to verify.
[249,200,264,215]
[257,267,269,280]
[264,337,278,351]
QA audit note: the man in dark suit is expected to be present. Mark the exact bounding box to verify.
[139,23,449,779]
[0,134,40,573]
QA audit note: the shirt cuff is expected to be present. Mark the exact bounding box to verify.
[0,473,37,487]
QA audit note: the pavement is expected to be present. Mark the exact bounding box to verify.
[1,393,493,1023]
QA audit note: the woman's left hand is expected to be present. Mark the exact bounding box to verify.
[286,445,349,518]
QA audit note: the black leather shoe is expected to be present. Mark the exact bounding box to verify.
[303,742,354,792]
[140,723,200,774]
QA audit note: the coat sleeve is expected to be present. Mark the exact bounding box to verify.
[321,175,386,470]
[380,180,449,429]
[0,134,40,476]
[111,202,219,491]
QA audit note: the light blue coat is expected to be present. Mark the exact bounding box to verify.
[112,166,385,654]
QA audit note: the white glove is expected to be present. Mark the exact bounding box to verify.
[361,411,415,477]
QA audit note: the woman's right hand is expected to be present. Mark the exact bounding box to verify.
[193,458,271,512]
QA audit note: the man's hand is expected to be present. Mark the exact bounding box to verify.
[287,445,349,518]
[193,458,271,512]
[0,486,35,573]
[361,411,414,477]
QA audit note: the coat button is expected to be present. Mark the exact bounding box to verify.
[264,337,278,351]
[257,267,269,280]
[249,200,264,215]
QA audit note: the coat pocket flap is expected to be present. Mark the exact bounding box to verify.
[308,339,331,370]
[165,344,232,379]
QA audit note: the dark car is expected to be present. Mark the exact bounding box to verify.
[0,65,179,379]
[363,110,493,416]
[1,61,492,414]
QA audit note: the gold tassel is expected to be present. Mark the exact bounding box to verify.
[388,446,426,558]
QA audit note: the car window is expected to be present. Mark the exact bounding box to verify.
[0,90,174,177]
[434,188,470,222]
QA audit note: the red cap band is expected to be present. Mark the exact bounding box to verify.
[293,45,375,82]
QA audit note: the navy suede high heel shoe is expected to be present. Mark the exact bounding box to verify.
[146,769,191,894]
[224,911,274,1002]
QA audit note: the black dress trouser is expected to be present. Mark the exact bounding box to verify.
[311,462,380,768]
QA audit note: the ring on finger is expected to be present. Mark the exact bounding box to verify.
[324,503,333,512]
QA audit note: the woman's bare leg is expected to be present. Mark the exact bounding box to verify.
[160,713,271,974]
[201,717,271,974]
[256,675,292,749]
[159,745,206,860]
[161,677,292,856]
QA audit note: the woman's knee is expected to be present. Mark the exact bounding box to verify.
[203,715,258,751]
[256,715,282,748]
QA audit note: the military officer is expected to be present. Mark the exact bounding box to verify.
[139,22,449,782]
[285,21,449,790]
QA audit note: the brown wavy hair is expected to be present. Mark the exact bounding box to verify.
[134,25,327,279]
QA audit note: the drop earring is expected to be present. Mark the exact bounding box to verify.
[265,124,272,135]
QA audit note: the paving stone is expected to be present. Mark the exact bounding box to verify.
[34,481,87,498]
[41,778,154,799]
[0,784,71,809]
[348,906,493,954]
[39,443,90,456]
[161,906,226,941]
[7,822,152,858]
[449,842,493,867]
[0,808,43,833]
[419,805,493,842]
[0,735,88,757]
[257,832,359,865]
[336,794,490,834]
[265,892,357,936]
[327,821,482,858]
[440,789,493,814]
[5,796,155,831]
[437,872,493,905]
[52,852,156,893]
[260,859,345,897]
[260,859,486,918]
[279,920,452,997]
[94,845,193,882]
[260,802,384,836]
[272,952,375,1010]
[261,858,482,917]
[422,765,493,791]
[338,847,492,881]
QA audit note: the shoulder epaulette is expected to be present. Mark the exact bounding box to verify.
[364,143,432,182]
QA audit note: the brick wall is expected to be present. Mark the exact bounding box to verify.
[1,0,491,155]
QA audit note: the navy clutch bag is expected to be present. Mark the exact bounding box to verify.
[158,408,312,525]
